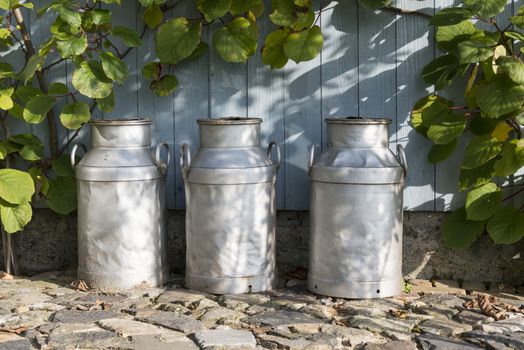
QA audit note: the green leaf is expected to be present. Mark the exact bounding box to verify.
[100,51,128,84]
[464,0,507,18]
[465,182,502,221]
[0,169,35,205]
[459,159,496,191]
[22,94,55,124]
[430,7,473,26]
[72,61,113,99]
[270,0,311,27]
[155,17,202,65]
[16,55,45,84]
[0,95,13,110]
[56,35,88,58]
[443,207,485,250]
[83,8,111,29]
[212,17,258,63]
[0,0,16,10]
[496,56,524,85]
[494,139,524,176]
[197,0,232,22]
[294,0,311,6]
[111,26,142,47]
[14,85,41,104]
[52,154,75,177]
[427,112,466,145]
[185,41,207,61]
[511,5,524,28]
[59,7,82,29]
[262,29,289,69]
[283,25,322,63]
[60,102,91,129]
[487,206,524,244]
[0,62,14,79]
[0,200,32,233]
[49,82,69,95]
[457,34,497,64]
[428,139,457,163]
[475,75,524,119]
[421,54,460,90]
[504,30,524,41]
[411,95,452,135]
[150,74,178,96]
[46,176,76,215]
[435,21,477,51]
[144,4,163,28]
[97,92,115,112]
[230,0,263,15]
[469,115,499,135]
[8,133,43,161]
[142,62,161,80]
[0,142,6,160]
[462,136,502,169]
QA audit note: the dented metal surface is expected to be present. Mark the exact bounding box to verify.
[308,117,407,299]
[181,117,280,294]
[73,119,170,289]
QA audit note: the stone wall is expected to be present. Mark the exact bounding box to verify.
[1,210,523,284]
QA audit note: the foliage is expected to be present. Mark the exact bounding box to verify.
[0,0,325,237]
[410,0,524,248]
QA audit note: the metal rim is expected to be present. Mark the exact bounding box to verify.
[90,118,152,126]
[197,117,262,125]
[325,117,391,125]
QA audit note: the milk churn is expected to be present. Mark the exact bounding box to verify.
[72,118,170,289]
[180,117,280,294]
[308,117,408,299]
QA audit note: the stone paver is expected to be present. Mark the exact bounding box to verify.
[194,329,256,349]
[0,275,522,349]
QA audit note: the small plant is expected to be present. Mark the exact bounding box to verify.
[402,280,412,294]
[411,0,524,249]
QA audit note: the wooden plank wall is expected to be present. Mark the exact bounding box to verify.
[6,0,522,211]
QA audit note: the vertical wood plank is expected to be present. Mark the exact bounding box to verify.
[395,0,435,210]
[209,22,247,118]
[173,2,209,209]
[321,0,359,136]
[106,3,138,119]
[283,4,322,210]
[434,0,466,211]
[248,0,286,209]
[136,3,176,209]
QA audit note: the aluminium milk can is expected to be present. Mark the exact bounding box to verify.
[72,118,170,289]
[308,117,408,298]
[180,117,280,294]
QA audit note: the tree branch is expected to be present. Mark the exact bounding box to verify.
[13,8,59,159]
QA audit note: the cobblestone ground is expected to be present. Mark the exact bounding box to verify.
[0,271,523,349]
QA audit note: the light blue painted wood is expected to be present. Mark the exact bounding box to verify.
[395,0,435,210]
[173,1,209,209]
[136,3,177,209]
[248,0,286,209]
[10,1,514,212]
[320,0,359,139]
[283,4,322,210]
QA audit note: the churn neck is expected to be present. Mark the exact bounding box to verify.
[326,117,391,148]
[90,118,152,148]
[197,117,262,148]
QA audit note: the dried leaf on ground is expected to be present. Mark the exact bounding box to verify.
[0,271,14,280]
[464,294,509,320]
[0,326,27,334]
[70,279,90,292]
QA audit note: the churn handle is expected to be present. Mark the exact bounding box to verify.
[70,144,87,169]
[308,144,316,173]
[267,141,281,171]
[154,143,171,176]
[396,144,408,177]
[179,143,191,179]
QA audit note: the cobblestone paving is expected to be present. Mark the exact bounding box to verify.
[0,271,523,349]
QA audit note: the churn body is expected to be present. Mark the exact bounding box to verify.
[308,118,407,299]
[74,119,170,289]
[181,117,280,294]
